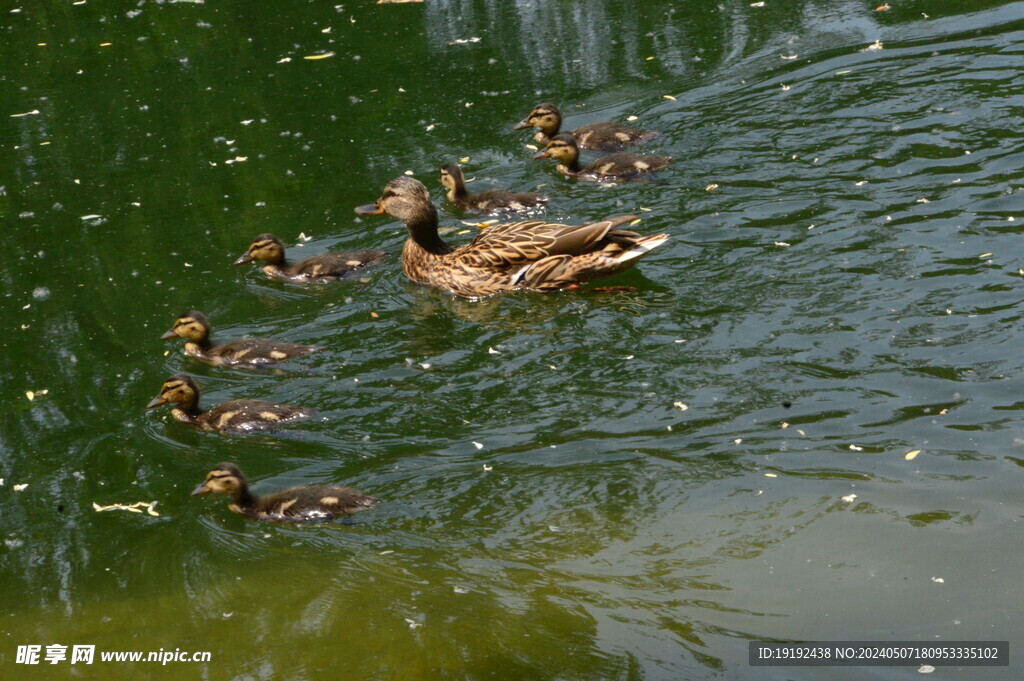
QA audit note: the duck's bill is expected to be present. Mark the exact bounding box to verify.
[190,483,211,497]
[145,395,167,409]
[512,119,532,130]
[160,329,178,340]
[532,150,552,160]
[354,202,385,215]
[232,253,254,266]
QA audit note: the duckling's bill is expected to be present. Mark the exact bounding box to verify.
[146,394,168,409]
[232,252,255,266]
[191,482,211,496]
[532,149,552,159]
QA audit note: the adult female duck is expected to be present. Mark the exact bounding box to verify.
[355,177,668,298]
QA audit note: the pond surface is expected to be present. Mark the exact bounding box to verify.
[2,1,1024,679]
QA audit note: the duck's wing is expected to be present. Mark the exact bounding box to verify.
[459,215,639,269]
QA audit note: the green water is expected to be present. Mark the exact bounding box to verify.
[3,0,1024,679]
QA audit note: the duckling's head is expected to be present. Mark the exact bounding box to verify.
[191,462,246,497]
[439,164,466,193]
[161,310,211,342]
[533,133,580,164]
[513,103,563,135]
[146,374,200,409]
[355,177,437,227]
[233,234,285,266]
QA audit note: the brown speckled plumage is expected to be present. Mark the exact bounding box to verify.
[146,374,316,433]
[161,311,318,367]
[233,233,386,283]
[534,134,672,181]
[514,102,660,151]
[191,462,379,522]
[355,177,669,298]
[440,164,547,214]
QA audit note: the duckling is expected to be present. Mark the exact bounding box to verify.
[161,311,319,367]
[191,462,379,522]
[513,102,660,151]
[439,164,547,214]
[233,233,386,283]
[533,134,672,181]
[146,374,316,433]
[354,177,668,298]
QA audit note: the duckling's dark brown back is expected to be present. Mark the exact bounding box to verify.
[249,484,379,521]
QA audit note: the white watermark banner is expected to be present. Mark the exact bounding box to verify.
[15,645,211,665]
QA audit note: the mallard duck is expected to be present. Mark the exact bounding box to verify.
[161,310,318,367]
[233,233,386,283]
[533,134,672,180]
[513,102,660,151]
[354,177,668,298]
[146,374,316,433]
[439,164,547,214]
[191,462,379,522]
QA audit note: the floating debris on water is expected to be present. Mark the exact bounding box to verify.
[93,501,160,516]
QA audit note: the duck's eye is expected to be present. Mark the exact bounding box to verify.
[382,190,397,200]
